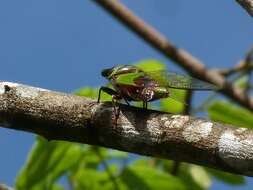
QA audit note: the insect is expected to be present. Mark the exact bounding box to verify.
[98,64,217,109]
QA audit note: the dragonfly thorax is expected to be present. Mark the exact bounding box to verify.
[102,65,142,80]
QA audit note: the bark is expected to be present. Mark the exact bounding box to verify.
[236,0,253,16]
[0,183,14,190]
[0,82,253,177]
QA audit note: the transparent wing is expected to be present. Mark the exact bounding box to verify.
[145,70,218,90]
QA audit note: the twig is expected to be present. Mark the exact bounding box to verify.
[0,82,253,177]
[244,46,253,93]
[92,0,253,111]
[245,46,253,64]
[215,60,253,76]
[236,0,253,17]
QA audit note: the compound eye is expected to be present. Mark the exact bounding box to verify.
[101,68,113,78]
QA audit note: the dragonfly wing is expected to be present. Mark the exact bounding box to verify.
[114,69,217,90]
[146,70,218,90]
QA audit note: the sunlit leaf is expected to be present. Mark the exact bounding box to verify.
[121,161,187,190]
[135,59,166,72]
[208,101,253,128]
[162,160,211,190]
[72,165,123,190]
[234,75,250,89]
[189,165,211,189]
[82,147,111,169]
[15,137,84,190]
[75,87,112,101]
[108,150,128,160]
[207,168,245,185]
[52,184,66,190]
[160,89,187,113]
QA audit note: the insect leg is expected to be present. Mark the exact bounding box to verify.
[112,95,120,127]
[123,97,130,106]
[142,101,148,109]
[97,86,119,103]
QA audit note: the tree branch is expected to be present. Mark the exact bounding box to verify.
[92,0,253,111]
[0,183,14,190]
[214,60,253,76]
[236,0,253,17]
[0,82,253,177]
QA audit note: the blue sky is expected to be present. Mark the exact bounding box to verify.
[0,0,252,189]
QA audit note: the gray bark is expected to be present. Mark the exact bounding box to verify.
[0,81,253,177]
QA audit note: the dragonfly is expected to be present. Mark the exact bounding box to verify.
[98,64,217,110]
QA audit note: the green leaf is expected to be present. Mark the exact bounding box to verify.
[75,86,98,98]
[74,87,112,101]
[15,137,84,190]
[160,89,187,114]
[73,169,109,190]
[189,165,211,189]
[207,168,245,185]
[162,160,211,190]
[72,165,124,190]
[121,163,187,190]
[108,149,128,160]
[83,147,111,169]
[234,75,250,89]
[208,101,253,128]
[135,59,166,72]
[52,184,66,190]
